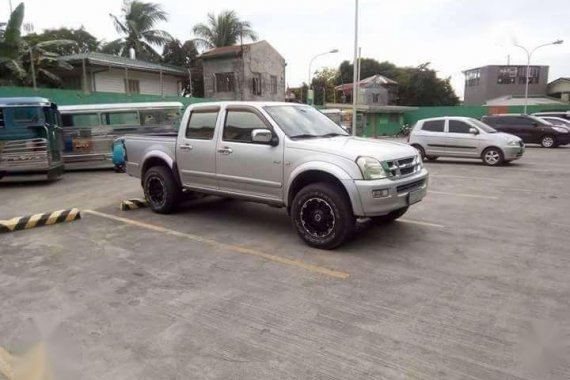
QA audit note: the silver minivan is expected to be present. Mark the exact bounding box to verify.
[408,117,525,166]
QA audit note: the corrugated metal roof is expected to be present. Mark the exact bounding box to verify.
[60,52,187,76]
[0,97,53,107]
[199,44,247,59]
[335,74,398,92]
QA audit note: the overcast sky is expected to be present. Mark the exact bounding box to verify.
[4,0,570,98]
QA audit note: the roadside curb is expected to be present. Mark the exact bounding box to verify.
[120,199,148,211]
[0,208,81,234]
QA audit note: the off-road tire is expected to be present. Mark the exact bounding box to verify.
[291,182,355,250]
[143,166,181,214]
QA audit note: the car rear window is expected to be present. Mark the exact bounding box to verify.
[421,120,445,132]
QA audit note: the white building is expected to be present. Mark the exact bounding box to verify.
[59,52,188,96]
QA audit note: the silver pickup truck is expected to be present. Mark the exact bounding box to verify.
[124,102,428,249]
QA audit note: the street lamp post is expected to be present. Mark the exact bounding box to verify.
[514,39,563,114]
[308,49,339,104]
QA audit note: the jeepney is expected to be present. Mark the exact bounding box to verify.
[0,97,64,182]
[58,102,182,170]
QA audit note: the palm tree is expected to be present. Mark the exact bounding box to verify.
[103,0,172,61]
[192,10,258,50]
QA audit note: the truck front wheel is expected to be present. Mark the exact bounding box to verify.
[291,182,355,250]
[143,166,181,214]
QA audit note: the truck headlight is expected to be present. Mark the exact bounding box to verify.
[552,126,569,134]
[356,156,389,180]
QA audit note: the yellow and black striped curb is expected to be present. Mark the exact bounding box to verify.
[120,198,148,211]
[0,208,81,234]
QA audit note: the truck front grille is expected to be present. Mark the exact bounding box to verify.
[383,156,422,178]
[397,179,425,194]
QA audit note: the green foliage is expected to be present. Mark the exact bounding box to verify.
[192,10,258,50]
[102,0,172,62]
[0,3,76,87]
[0,3,24,59]
[311,68,340,105]
[338,59,459,106]
[162,39,204,97]
[23,27,99,55]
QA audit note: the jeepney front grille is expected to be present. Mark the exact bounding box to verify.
[383,156,422,178]
[0,138,50,170]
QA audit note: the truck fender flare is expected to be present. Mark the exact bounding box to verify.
[285,162,364,215]
[142,151,174,172]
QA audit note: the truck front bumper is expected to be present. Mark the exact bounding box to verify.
[349,168,429,217]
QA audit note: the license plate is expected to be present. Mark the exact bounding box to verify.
[408,189,423,205]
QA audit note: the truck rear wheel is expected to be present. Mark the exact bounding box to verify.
[291,182,355,250]
[143,166,181,214]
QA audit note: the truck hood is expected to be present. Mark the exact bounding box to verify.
[288,136,419,161]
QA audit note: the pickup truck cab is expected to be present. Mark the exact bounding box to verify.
[124,102,428,249]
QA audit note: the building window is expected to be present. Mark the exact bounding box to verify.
[497,67,518,84]
[372,93,380,103]
[465,69,480,86]
[252,73,262,95]
[124,79,140,94]
[215,73,235,92]
[518,66,540,85]
[270,75,278,95]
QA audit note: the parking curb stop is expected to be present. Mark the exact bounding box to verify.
[0,208,81,234]
[120,198,148,211]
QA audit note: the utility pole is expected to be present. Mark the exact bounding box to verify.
[351,0,359,136]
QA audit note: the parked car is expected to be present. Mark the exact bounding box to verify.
[532,111,570,121]
[535,116,570,132]
[408,116,524,166]
[481,114,570,148]
[123,102,429,249]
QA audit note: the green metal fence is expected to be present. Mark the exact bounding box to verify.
[403,104,570,125]
[0,86,213,109]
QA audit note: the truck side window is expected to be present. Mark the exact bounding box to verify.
[186,111,218,140]
[421,120,444,132]
[223,110,269,143]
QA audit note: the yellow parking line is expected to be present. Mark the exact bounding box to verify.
[429,190,498,200]
[398,219,445,228]
[83,210,350,280]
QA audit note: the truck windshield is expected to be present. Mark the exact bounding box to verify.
[264,105,349,139]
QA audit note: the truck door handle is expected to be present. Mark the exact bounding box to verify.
[217,147,233,155]
[179,144,193,150]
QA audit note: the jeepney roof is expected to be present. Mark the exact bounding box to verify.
[58,102,183,113]
[0,97,54,107]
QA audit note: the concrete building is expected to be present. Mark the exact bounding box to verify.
[58,52,188,96]
[199,41,286,101]
[548,77,570,102]
[463,65,549,105]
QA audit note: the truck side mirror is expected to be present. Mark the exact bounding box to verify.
[252,129,276,145]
